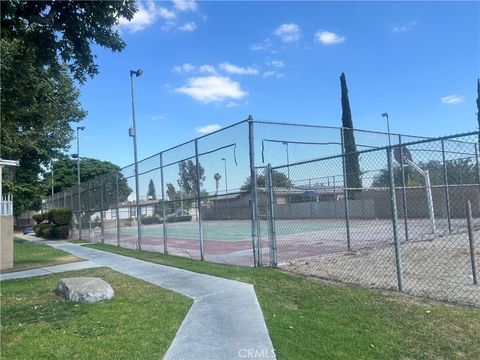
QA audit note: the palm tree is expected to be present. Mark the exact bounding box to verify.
[214,172,221,195]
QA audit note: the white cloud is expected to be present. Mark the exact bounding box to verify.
[393,22,416,33]
[267,60,284,68]
[158,7,177,20]
[219,62,259,75]
[118,1,157,33]
[273,23,301,43]
[196,124,222,134]
[151,114,166,121]
[178,21,196,32]
[199,65,216,74]
[314,31,345,45]
[441,95,464,105]
[173,63,196,74]
[119,0,199,33]
[173,0,198,12]
[249,38,273,51]
[175,76,248,103]
[226,101,238,108]
[263,70,284,79]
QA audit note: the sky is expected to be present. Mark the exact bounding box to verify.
[72,0,480,187]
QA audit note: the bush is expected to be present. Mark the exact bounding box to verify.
[32,209,72,239]
[34,223,54,237]
[48,208,72,226]
[52,225,70,239]
[166,215,192,223]
[33,213,47,224]
[141,216,158,225]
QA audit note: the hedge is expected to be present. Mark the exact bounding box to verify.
[166,215,192,223]
[32,213,47,223]
[33,208,72,240]
[48,208,72,226]
[141,216,159,225]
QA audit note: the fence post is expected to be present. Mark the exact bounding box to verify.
[267,164,278,267]
[441,140,452,233]
[256,168,263,266]
[63,191,66,208]
[248,116,259,266]
[159,153,168,254]
[387,147,404,292]
[100,177,105,244]
[88,182,92,242]
[466,201,478,285]
[115,173,121,247]
[340,129,352,251]
[475,144,480,194]
[399,135,409,241]
[195,139,205,261]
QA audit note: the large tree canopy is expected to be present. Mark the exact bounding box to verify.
[1,0,136,82]
[45,157,131,211]
[1,1,137,217]
[1,40,87,217]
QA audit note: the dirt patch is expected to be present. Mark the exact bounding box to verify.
[281,231,480,307]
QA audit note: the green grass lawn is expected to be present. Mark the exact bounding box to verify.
[86,243,480,360]
[1,238,82,273]
[1,267,192,359]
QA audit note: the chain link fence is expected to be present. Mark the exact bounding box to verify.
[41,119,479,306]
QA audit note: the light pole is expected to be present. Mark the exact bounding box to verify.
[221,157,229,220]
[381,112,392,147]
[129,68,143,250]
[76,126,85,240]
[282,141,290,182]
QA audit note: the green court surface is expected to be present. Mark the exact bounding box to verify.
[107,220,358,242]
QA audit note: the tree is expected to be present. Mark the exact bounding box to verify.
[240,170,293,191]
[371,159,478,188]
[1,2,136,217]
[1,1,136,83]
[147,179,157,200]
[43,157,131,210]
[340,73,362,190]
[214,173,222,195]
[177,160,205,197]
[1,41,86,217]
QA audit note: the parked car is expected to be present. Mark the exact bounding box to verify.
[23,226,35,235]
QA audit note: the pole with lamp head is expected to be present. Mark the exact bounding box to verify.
[129,69,143,250]
[381,112,392,147]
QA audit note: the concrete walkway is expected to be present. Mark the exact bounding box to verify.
[1,261,101,281]
[5,236,275,360]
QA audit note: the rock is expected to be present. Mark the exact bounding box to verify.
[57,277,114,303]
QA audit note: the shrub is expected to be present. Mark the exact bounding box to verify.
[33,213,47,224]
[52,225,70,239]
[141,216,158,225]
[34,223,54,237]
[48,208,72,226]
[166,215,192,223]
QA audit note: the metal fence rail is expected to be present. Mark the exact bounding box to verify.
[41,119,479,306]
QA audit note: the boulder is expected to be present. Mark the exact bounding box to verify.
[57,277,114,303]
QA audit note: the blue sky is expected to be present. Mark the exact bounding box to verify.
[73,0,479,174]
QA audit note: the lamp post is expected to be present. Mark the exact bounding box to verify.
[282,141,290,182]
[381,112,392,147]
[76,126,85,240]
[221,157,229,220]
[129,68,143,250]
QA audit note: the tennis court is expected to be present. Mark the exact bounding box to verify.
[85,217,472,267]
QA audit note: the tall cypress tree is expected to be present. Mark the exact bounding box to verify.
[147,179,157,200]
[340,73,362,190]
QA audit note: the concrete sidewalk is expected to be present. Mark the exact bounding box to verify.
[1,261,101,281]
[8,236,276,360]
